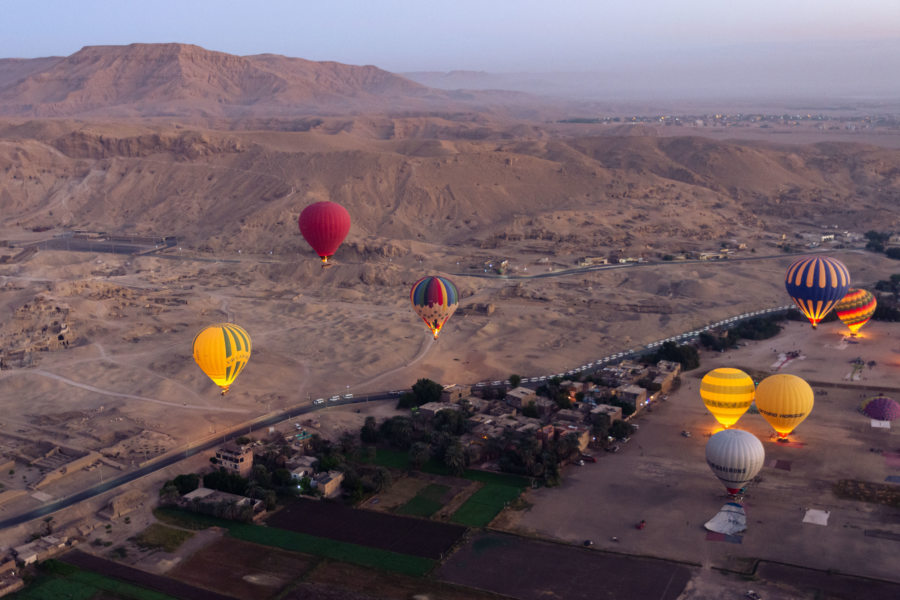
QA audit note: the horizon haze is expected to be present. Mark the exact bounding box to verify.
[2,1,899,104]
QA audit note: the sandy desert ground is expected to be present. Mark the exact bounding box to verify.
[0,239,896,518]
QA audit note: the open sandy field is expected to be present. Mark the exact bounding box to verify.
[500,320,900,586]
[0,242,895,523]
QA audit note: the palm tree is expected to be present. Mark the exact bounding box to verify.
[443,441,467,476]
[408,442,431,470]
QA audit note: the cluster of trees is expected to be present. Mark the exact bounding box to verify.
[494,431,580,485]
[304,432,395,503]
[397,378,443,409]
[699,316,783,351]
[365,410,471,477]
[865,231,896,255]
[534,378,573,410]
[643,341,700,371]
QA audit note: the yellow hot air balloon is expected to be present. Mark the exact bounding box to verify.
[755,374,813,439]
[192,323,251,395]
[700,368,755,428]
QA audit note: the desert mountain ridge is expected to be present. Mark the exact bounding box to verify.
[0,43,551,119]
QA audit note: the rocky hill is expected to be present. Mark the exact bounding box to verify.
[0,44,454,118]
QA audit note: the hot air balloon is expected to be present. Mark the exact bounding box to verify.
[860,396,900,422]
[705,429,765,495]
[700,368,756,428]
[755,374,814,439]
[410,276,459,340]
[835,288,876,337]
[193,323,252,395]
[298,201,351,264]
[784,256,850,328]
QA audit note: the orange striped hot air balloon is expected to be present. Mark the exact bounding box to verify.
[784,256,850,328]
[192,324,252,395]
[835,288,876,337]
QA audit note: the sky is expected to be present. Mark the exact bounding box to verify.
[2,0,899,99]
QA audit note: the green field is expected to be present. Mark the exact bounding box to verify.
[396,483,450,517]
[151,508,434,577]
[13,560,176,600]
[451,484,526,528]
[369,448,528,528]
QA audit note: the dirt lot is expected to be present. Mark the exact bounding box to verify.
[437,531,692,600]
[501,321,900,584]
[267,497,467,559]
[168,537,315,600]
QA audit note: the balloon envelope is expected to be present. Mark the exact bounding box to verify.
[410,276,459,339]
[835,288,876,336]
[706,429,765,495]
[298,201,351,263]
[700,368,756,428]
[784,256,850,328]
[755,374,814,438]
[193,323,252,394]
[861,396,900,422]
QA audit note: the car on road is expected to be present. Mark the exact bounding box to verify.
[313,398,324,405]
[343,393,353,399]
[328,395,340,402]
[580,453,597,463]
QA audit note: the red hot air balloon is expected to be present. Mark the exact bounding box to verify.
[298,201,351,265]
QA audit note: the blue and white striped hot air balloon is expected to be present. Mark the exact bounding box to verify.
[784,256,850,328]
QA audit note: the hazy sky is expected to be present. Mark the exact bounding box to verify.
[2,1,898,99]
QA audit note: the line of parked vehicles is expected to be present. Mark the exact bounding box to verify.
[472,305,793,389]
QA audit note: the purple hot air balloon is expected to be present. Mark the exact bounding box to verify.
[862,396,900,422]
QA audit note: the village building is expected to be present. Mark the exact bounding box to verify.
[533,397,557,417]
[182,487,266,520]
[418,402,461,419]
[288,455,318,480]
[214,442,254,477]
[505,386,537,410]
[12,536,67,566]
[554,424,592,452]
[316,471,344,498]
[555,408,585,423]
[590,404,623,429]
[440,384,471,403]
[98,489,145,520]
[0,556,23,597]
[615,384,649,413]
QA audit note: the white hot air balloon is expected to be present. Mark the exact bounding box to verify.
[705,429,765,495]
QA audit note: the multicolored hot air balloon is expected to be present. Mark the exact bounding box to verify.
[193,323,252,395]
[298,201,351,264]
[784,256,850,328]
[410,276,459,340]
[860,396,900,422]
[835,288,876,337]
[755,374,814,439]
[705,429,765,495]
[700,368,756,428]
